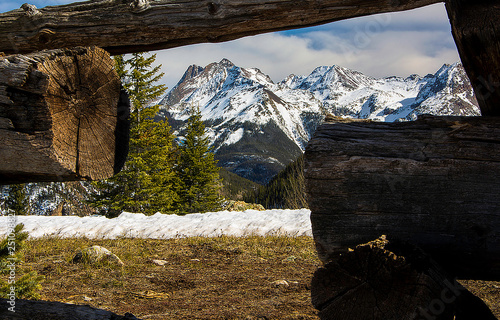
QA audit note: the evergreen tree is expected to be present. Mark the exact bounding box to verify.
[6,184,29,215]
[0,224,44,300]
[92,53,177,217]
[245,155,308,209]
[174,107,222,213]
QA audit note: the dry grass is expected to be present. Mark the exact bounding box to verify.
[15,236,500,319]
[22,236,322,319]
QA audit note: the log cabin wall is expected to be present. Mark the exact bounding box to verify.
[0,0,499,319]
[0,0,498,181]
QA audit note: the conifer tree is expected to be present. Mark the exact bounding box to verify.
[6,184,29,215]
[0,224,44,300]
[92,53,177,217]
[174,107,223,214]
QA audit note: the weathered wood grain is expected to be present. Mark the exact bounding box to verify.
[445,0,500,116]
[0,47,130,184]
[304,115,500,279]
[311,236,497,320]
[0,0,440,55]
[0,298,140,319]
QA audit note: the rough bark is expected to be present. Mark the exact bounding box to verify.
[311,236,498,320]
[0,298,140,320]
[0,47,130,184]
[0,0,440,55]
[304,115,500,280]
[445,0,500,116]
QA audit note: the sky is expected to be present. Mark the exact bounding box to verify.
[1,1,461,91]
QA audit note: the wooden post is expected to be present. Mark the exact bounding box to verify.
[0,47,130,184]
[0,0,440,56]
[305,115,500,280]
[445,0,500,116]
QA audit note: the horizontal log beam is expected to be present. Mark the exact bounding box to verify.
[304,115,500,280]
[0,298,141,319]
[0,0,440,55]
[0,47,130,184]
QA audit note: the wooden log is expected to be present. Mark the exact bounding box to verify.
[0,298,141,319]
[445,0,500,116]
[0,0,440,56]
[0,47,130,184]
[304,115,500,280]
[311,236,498,320]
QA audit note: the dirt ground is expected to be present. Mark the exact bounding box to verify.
[18,236,500,319]
[23,236,322,319]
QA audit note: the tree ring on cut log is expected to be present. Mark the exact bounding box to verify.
[0,46,129,184]
[37,47,122,180]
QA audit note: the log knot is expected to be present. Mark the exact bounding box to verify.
[207,2,220,15]
[21,3,41,17]
[128,0,150,12]
[37,29,56,45]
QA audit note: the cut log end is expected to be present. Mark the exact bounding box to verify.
[311,236,498,320]
[0,47,130,184]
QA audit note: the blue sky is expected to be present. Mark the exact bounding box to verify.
[2,1,460,91]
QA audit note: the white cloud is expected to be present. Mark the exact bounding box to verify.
[3,1,460,91]
[155,3,460,90]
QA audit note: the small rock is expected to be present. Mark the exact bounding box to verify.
[271,280,289,288]
[151,259,168,266]
[282,255,297,263]
[72,245,124,266]
[190,258,201,262]
[83,295,92,301]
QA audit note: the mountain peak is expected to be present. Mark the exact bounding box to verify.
[179,64,204,84]
[159,60,479,183]
[218,58,235,68]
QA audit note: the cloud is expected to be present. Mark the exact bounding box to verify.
[154,3,460,90]
[3,1,460,92]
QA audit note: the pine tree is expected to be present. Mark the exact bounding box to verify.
[92,53,177,217]
[6,184,29,215]
[245,155,308,209]
[174,107,223,214]
[0,224,44,300]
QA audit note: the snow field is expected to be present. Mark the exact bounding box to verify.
[0,209,312,239]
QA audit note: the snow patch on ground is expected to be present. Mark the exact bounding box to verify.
[0,209,312,239]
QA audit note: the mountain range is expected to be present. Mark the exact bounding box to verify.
[158,59,480,184]
[1,59,481,215]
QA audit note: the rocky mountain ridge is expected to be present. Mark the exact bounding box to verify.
[159,59,479,183]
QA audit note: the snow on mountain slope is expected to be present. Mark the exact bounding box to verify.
[159,59,480,183]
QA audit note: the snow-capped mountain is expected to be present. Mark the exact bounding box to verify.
[159,59,479,184]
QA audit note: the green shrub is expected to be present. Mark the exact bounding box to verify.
[0,223,44,300]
